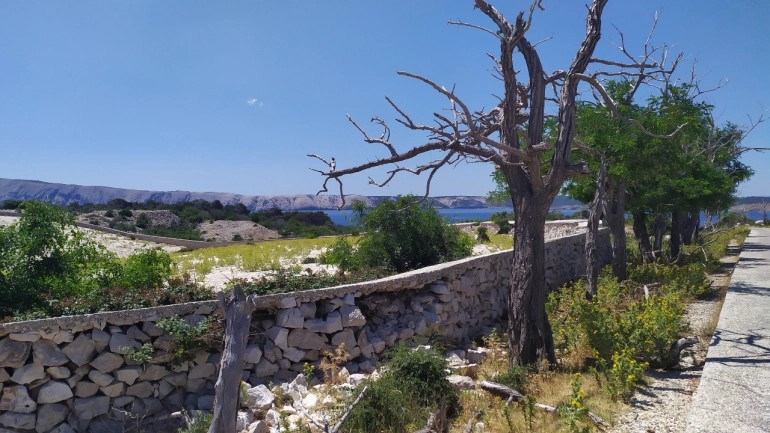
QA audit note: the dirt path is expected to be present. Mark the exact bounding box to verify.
[607,242,741,433]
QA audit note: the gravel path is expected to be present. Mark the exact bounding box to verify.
[608,243,740,433]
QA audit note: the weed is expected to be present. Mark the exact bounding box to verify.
[125,343,154,364]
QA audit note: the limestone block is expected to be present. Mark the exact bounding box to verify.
[87,370,114,387]
[9,332,40,342]
[0,368,8,382]
[142,321,164,337]
[0,338,31,369]
[331,329,357,350]
[158,380,175,399]
[138,365,169,381]
[126,381,154,398]
[265,326,289,350]
[74,381,100,398]
[52,330,74,345]
[299,302,317,318]
[184,378,207,394]
[188,363,216,380]
[430,282,450,295]
[248,420,269,433]
[0,385,37,412]
[37,380,74,404]
[0,412,35,430]
[73,396,110,420]
[197,395,215,411]
[32,339,68,367]
[254,359,279,378]
[90,352,124,373]
[447,375,475,391]
[340,305,366,328]
[126,325,150,342]
[115,366,143,385]
[275,308,304,329]
[109,333,140,354]
[62,334,96,366]
[36,403,70,433]
[238,346,259,367]
[263,341,282,363]
[370,336,386,354]
[397,327,415,341]
[100,381,125,398]
[112,395,134,408]
[247,384,274,410]
[163,371,187,387]
[11,364,45,384]
[89,329,110,352]
[304,311,342,334]
[358,360,375,373]
[357,331,374,359]
[287,329,325,351]
[282,347,305,363]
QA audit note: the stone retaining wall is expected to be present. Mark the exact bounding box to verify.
[0,229,610,433]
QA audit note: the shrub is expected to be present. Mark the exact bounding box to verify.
[156,316,221,363]
[118,248,173,292]
[476,226,491,243]
[0,201,117,315]
[343,345,458,433]
[118,208,133,218]
[490,211,512,234]
[135,212,151,229]
[322,237,359,271]
[353,196,474,273]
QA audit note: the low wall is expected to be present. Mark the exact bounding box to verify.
[0,229,610,433]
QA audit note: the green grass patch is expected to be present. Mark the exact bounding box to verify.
[172,236,359,280]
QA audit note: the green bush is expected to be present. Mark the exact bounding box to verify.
[323,237,359,271]
[353,196,474,273]
[156,316,221,363]
[343,345,458,433]
[476,226,491,243]
[490,211,512,234]
[118,248,173,291]
[0,201,116,315]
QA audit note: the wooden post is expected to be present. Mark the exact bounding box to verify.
[208,286,255,433]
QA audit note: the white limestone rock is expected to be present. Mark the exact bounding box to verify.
[0,339,32,369]
[276,308,304,329]
[33,339,69,366]
[0,385,37,413]
[90,352,124,373]
[35,403,70,433]
[244,345,263,364]
[62,334,96,366]
[73,396,110,420]
[247,384,274,411]
[11,364,46,385]
[287,329,326,351]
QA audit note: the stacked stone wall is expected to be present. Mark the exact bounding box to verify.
[0,229,610,432]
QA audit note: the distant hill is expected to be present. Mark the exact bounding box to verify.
[0,178,588,211]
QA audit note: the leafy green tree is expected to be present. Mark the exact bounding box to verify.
[0,201,117,314]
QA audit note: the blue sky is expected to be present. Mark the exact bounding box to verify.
[1,1,768,198]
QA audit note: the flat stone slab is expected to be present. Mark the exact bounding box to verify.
[686,228,770,433]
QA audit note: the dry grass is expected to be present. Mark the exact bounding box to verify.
[451,330,623,433]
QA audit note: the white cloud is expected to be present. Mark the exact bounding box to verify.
[247,98,264,107]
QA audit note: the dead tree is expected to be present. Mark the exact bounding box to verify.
[309,0,674,366]
[208,287,255,433]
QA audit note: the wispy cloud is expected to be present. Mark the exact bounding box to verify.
[247,98,264,107]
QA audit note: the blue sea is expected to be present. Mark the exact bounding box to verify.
[320,208,765,227]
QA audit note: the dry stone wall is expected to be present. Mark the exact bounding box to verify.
[0,229,610,433]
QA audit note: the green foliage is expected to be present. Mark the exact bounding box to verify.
[135,212,151,229]
[118,208,133,218]
[125,343,154,364]
[0,201,117,315]
[250,208,344,237]
[156,316,220,363]
[558,374,590,433]
[604,349,646,402]
[492,365,532,391]
[119,248,173,292]
[490,211,513,234]
[241,268,388,297]
[0,199,22,210]
[177,412,213,433]
[476,226,491,243]
[352,196,474,273]
[343,345,458,433]
[323,237,359,271]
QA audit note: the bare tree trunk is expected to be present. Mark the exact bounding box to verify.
[671,210,686,259]
[604,178,627,280]
[682,212,699,244]
[652,212,666,259]
[508,193,556,366]
[585,156,607,299]
[632,211,653,263]
[209,287,255,433]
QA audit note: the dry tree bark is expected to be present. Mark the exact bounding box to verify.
[208,287,255,433]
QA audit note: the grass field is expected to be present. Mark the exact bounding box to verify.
[172,236,360,279]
